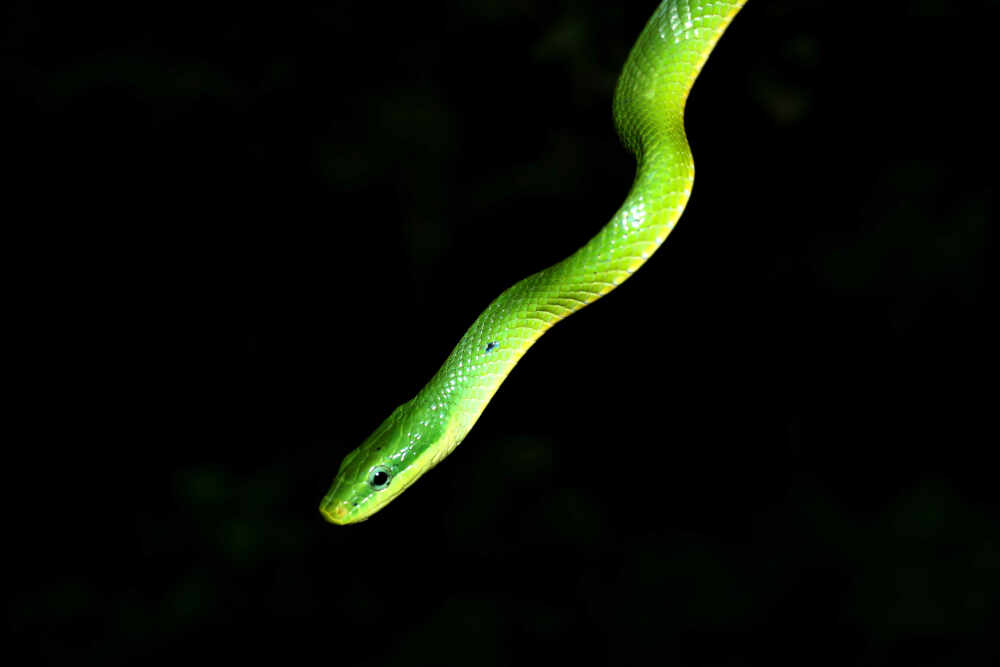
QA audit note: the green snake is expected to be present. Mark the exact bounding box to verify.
[321,0,748,524]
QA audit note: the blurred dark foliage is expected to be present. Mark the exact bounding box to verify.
[5,0,998,665]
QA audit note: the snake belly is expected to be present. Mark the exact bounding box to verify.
[321,0,748,524]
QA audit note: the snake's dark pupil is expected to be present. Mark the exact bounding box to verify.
[372,470,388,486]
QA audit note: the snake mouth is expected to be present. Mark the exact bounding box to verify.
[318,498,353,525]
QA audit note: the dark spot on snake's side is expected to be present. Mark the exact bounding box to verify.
[485,341,499,353]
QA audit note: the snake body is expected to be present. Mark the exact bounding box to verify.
[321,0,748,524]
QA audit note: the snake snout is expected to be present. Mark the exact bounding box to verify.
[319,499,352,524]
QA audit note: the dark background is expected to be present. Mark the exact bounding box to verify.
[6,0,997,665]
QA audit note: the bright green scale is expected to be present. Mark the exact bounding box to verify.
[321,0,748,524]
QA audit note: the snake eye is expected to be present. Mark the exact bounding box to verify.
[367,465,392,490]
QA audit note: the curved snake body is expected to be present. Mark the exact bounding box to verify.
[321,0,748,524]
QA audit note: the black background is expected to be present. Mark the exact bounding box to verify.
[7,1,998,665]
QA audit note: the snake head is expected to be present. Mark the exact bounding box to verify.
[319,400,441,524]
